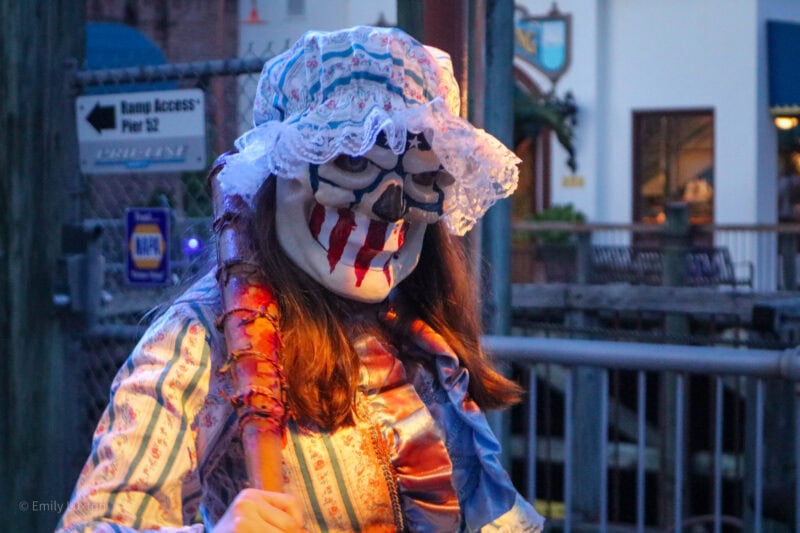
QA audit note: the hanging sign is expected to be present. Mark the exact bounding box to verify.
[515,4,572,87]
[76,88,206,174]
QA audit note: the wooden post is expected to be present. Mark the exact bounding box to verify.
[0,2,85,532]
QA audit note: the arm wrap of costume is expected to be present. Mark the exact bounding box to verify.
[209,163,287,492]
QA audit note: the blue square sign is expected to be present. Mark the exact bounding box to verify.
[126,207,170,286]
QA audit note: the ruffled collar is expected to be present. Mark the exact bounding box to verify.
[383,313,523,531]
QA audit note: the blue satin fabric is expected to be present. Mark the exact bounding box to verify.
[400,320,521,532]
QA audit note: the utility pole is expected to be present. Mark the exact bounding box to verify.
[0,2,85,532]
[482,0,515,336]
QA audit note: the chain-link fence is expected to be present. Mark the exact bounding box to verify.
[65,50,275,476]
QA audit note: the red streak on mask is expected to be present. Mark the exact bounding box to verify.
[308,203,326,240]
[383,221,409,285]
[398,221,409,248]
[327,209,356,273]
[354,220,389,287]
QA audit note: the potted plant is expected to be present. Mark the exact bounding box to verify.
[529,204,586,282]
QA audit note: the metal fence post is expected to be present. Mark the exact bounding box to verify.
[483,0,515,473]
[571,365,605,526]
[575,229,591,284]
[663,202,690,337]
[663,202,690,289]
[482,0,515,337]
[63,58,83,226]
[660,202,690,527]
[568,229,605,526]
[795,379,800,533]
[82,223,104,332]
[779,232,797,291]
[747,375,796,531]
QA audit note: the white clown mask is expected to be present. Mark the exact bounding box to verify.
[276,132,454,303]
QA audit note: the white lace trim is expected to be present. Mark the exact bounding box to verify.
[217,96,520,236]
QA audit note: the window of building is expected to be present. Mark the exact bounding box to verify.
[778,126,800,222]
[288,0,305,16]
[633,110,714,225]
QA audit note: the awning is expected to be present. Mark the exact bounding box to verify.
[85,22,176,95]
[768,21,800,115]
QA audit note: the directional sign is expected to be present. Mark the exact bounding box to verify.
[126,208,170,286]
[76,89,206,174]
[86,102,116,133]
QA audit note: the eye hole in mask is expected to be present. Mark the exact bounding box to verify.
[412,170,439,187]
[333,155,370,173]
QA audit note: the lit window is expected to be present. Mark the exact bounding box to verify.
[633,110,714,225]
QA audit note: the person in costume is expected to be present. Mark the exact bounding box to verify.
[57,26,545,532]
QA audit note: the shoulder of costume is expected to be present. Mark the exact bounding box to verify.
[149,269,224,337]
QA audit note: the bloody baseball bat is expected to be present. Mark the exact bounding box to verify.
[209,161,286,492]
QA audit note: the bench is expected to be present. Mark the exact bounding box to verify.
[588,246,754,288]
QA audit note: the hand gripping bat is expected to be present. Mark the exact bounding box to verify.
[209,160,287,492]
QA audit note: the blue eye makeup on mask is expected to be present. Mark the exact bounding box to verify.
[332,155,370,173]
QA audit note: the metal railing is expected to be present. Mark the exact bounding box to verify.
[72,57,269,89]
[509,205,800,351]
[512,205,800,292]
[487,335,800,532]
[71,317,800,531]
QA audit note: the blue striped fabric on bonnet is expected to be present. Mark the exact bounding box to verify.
[217,25,520,236]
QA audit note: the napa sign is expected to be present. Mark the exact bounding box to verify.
[126,207,170,286]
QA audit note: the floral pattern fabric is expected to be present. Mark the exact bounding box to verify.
[57,273,543,532]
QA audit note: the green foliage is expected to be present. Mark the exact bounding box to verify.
[531,203,586,223]
[514,86,578,172]
[529,203,586,244]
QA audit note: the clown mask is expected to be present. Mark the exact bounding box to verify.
[275,133,454,303]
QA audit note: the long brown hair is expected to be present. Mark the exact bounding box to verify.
[251,176,523,429]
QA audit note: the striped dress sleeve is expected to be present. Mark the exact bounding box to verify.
[56,302,214,533]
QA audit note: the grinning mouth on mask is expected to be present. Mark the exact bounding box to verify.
[307,202,409,287]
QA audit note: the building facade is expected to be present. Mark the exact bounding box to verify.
[514,0,800,289]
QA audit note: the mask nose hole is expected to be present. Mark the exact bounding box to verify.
[372,184,406,222]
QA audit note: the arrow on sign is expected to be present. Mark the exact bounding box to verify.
[86,102,116,133]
